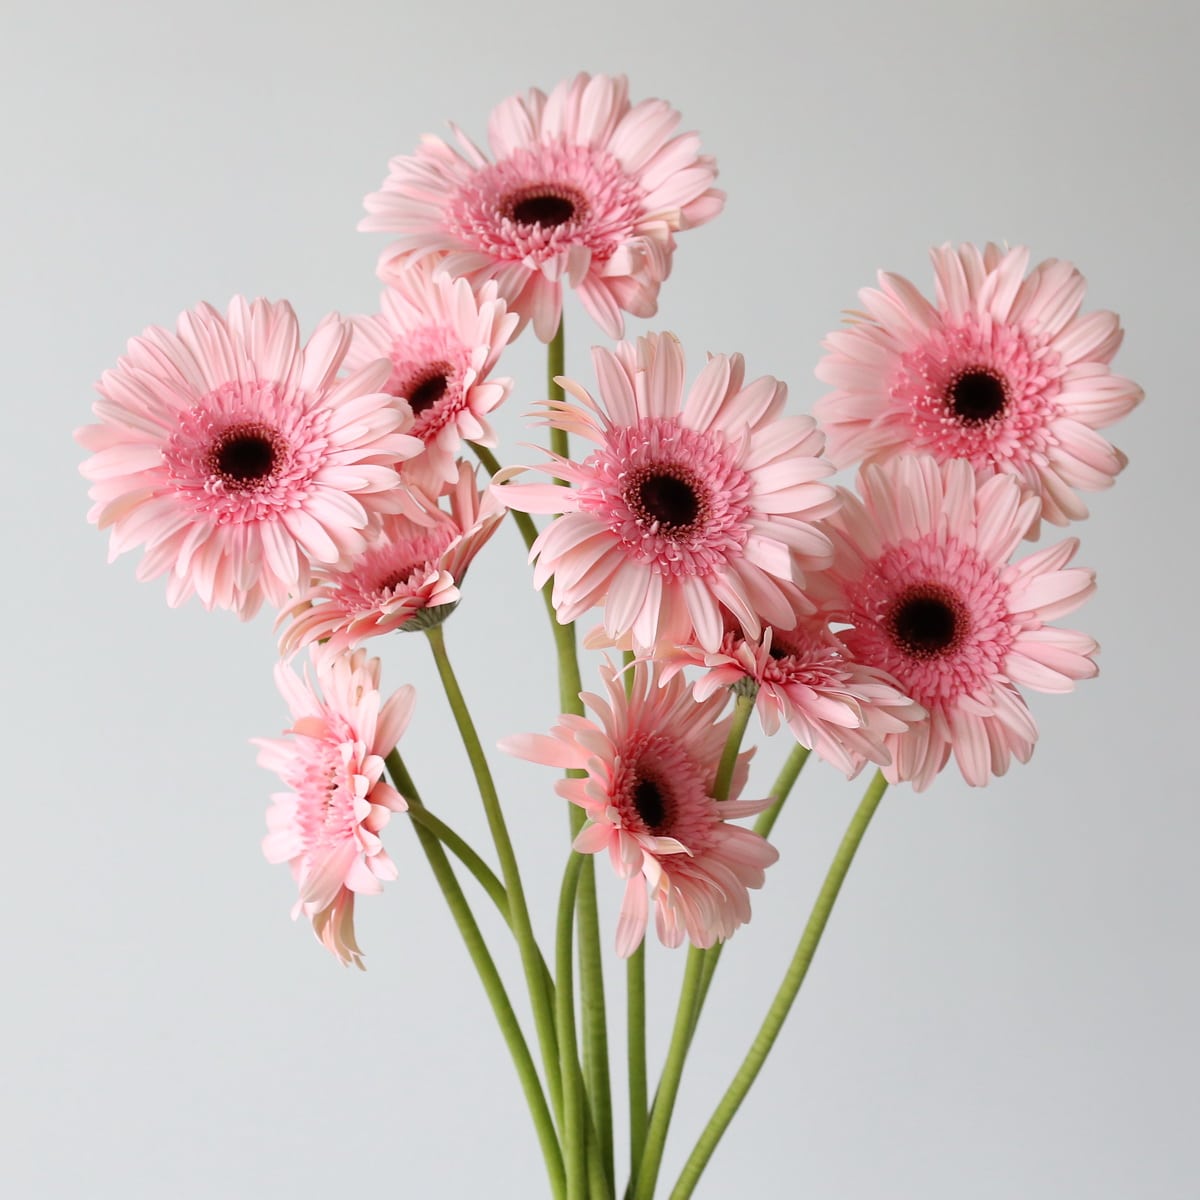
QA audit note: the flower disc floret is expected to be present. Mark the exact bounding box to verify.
[77,297,422,618]
[361,73,724,341]
[496,332,839,653]
[814,243,1143,529]
[811,455,1099,790]
[500,660,777,956]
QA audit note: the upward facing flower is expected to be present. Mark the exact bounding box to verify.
[255,647,414,968]
[811,455,1099,790]
[361,73,724,341]
[77,298,422,618]
[344,265,518,493]
[501,661,777,956]
[814,243,1143,529]
[497,332,839,654]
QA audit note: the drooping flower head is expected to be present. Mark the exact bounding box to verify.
[814,243,1143,530]
[658,610,925,778]
[77,297,422,618]
[496,332,839,654]
[277,461,505,656]
[810,455,1099,790]
[500,660,777,956]
[344,264,518,492]
[361,73,724,341]
[255,647,414,968]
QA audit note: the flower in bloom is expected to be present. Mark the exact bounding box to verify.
[277,461,505,655]
[810,455,1099,790]
[255,647,414,968]
[814,243,1143,529]
[659,612,925,778]
[496,332,839,654]
[77,297,422,618]
[360,73,724,341]
[500,661,777,956]
[344,264,518,493]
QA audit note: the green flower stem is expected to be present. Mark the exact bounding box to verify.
[753,743,811,840]
[712,692,755,801]
[470,442,541,559]
[632,707,752,1199]
[668,770,890,1200]
[687,744,814,1044]
[631,947,705,1200]
[626,943,648,1182]
[385,751,565,1200]
[557,852,587,1200]
[541,315,613,1188]
[424,624,564,1125]
[547,318,568,464]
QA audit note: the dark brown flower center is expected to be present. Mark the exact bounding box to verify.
[888,584,966,658]
[637,472,700,530]
[632,775,668,833]
[211,424,280,488]
[403,364,452,416]
[503,184,585,229]
[948,368,1008,424]
[377,562,423,595]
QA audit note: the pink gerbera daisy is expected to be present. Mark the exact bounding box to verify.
[255,647,414,968]
[360,73,724,341]
[814,243,1143,529]
[77,297,422,618]
[500,660,777,956]
[496,332,839,654]
[659,612,924,778]
[811,455,1099,791]
[277,461,505,655]
[344,264,518,493]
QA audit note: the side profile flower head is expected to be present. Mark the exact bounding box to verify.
[659,612,925,778]
[496,332,839,654]
[277,461,505,656]
[344,264,518,493]
[811,455,1099,790]
[814,243,1143,531]
[500,660,777,956]
[361,73,724,341]
[77,297,422,618]
[254,647,414,968]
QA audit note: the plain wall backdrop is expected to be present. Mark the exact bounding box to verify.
[4,0,1197,1196]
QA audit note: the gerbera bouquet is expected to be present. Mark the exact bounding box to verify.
[77,73,1141,1199]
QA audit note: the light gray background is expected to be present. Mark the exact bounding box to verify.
[5,1,1196,1196]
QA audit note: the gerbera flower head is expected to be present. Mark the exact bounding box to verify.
[814,243,1143,531]
[496,332,839,654]
[659,611,925,778]
[361,73,724,342]
[344,263,518,492]
[77,297,422,618]
[277,461,505,656]
[811,455,1099,791]
[254,647,414,968]
[500,660,777,956]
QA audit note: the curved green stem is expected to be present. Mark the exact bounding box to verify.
[557,852,587,1199]
[424,624,564,1124]
[687,744,814,1044]
[547,318,567,464]
[385,751,565,1199]
[631,948,705,1200]
[626,943,647,1184]
[405,805,507,917]
[712,692,755,800]
[470,441,541,559]
[669,770,890,1200]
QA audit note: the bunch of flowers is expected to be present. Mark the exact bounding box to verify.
[78,73,1141,1200]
